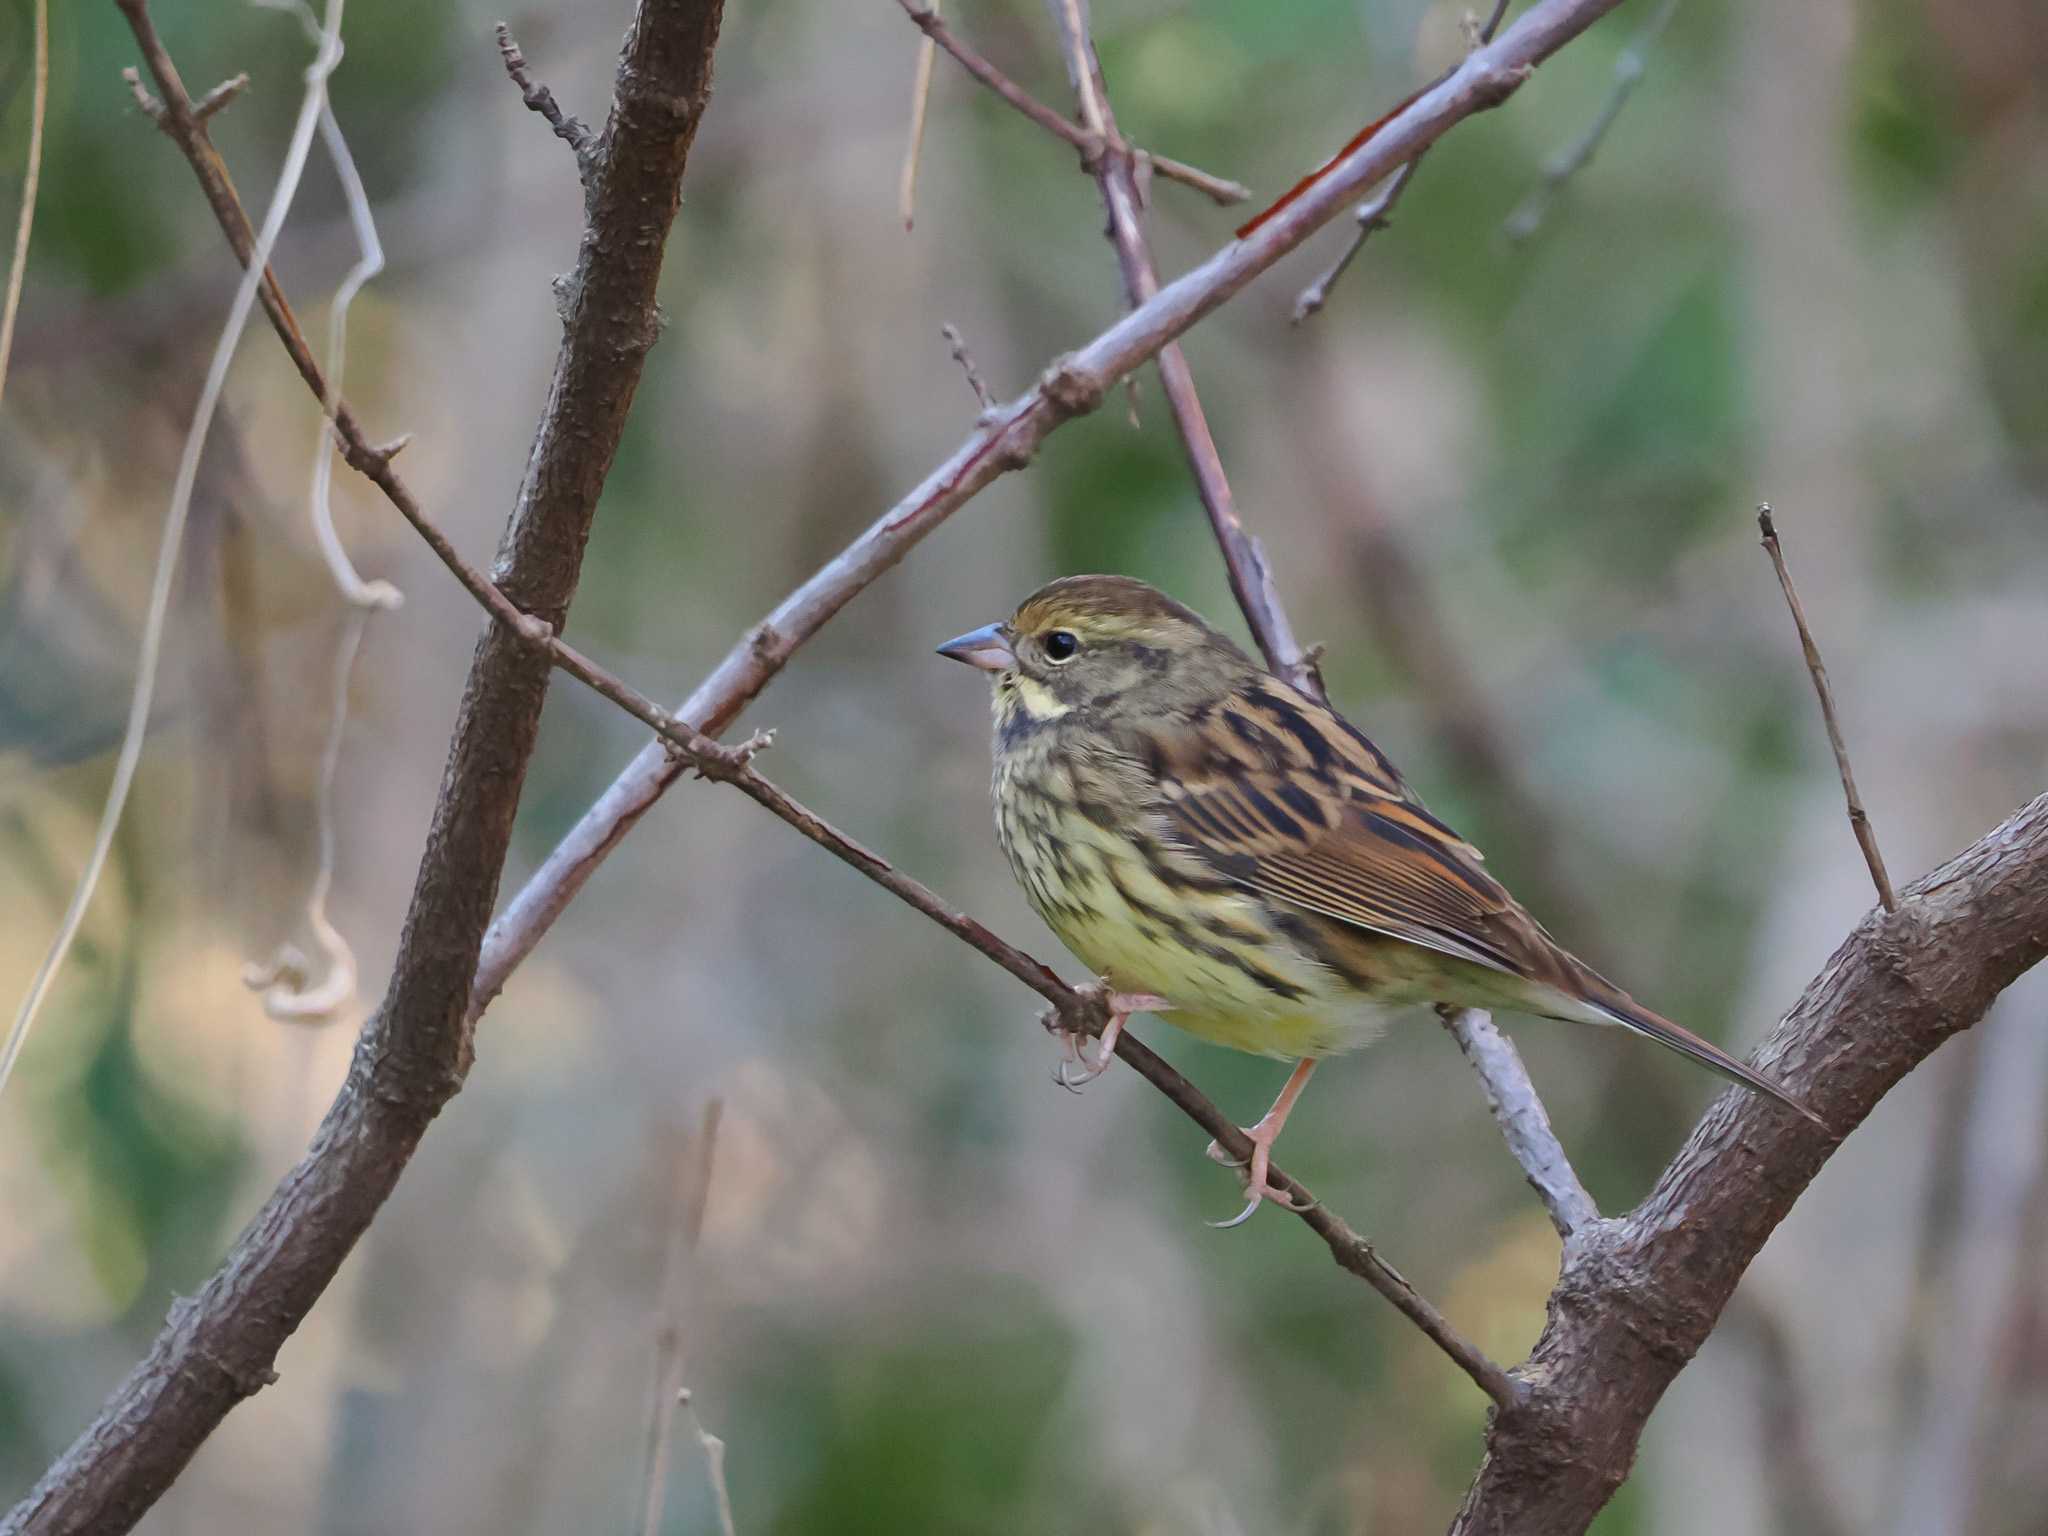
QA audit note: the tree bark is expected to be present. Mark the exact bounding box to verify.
[1450,793,2048,1534]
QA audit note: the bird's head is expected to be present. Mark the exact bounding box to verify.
[937,574,1251,732]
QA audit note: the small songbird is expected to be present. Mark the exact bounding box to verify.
[939,574,1823,1225]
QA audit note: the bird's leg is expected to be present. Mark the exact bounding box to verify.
[1052,986,1170,1089]
[1207,1058,1320,1228]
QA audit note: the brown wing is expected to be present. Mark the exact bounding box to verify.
[1143,679,1552,978]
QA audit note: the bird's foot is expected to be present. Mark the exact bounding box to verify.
[1204,1058,1321,1228]
[1049,987,1168,1091]
[1204,1126,1317,1228]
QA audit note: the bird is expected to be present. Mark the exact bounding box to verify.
[938,574,1825,1225]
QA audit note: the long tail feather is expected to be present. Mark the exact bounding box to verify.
[1585,989,1828,1130]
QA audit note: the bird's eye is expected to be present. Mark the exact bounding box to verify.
[1043,630,1079,663]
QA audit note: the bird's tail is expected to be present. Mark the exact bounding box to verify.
[1561,969,1829,1131]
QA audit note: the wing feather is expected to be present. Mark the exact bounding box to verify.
[1144,682,1544,977]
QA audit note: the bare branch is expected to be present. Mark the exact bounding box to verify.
[1451,793,2048,1534]
[1504,0,1681,242]
[893,0,1249,207]
[1440,1008,1598,1238]
[1756,504,1898,911]
[940,322,997,417]
[1,2,730,1529]
[496,23,598,175]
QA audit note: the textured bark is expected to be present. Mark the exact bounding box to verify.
[0,4,727,1531]
[1450,793,2048,1535]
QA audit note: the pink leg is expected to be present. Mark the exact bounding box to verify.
[1208,1058,1319,1229]
[1055,989,1170,1089]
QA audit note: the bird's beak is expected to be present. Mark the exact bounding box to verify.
[936,622,1017,674]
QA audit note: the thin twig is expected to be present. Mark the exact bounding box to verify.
[1504,0,1680,242]
[495,22,597,174]
[896,0,940,230]
[893,0,1249,207]
[1292,0,1512,323]
[1756,504,1897,911]
[1044,0,1323,696]
[940,322,996,417]
[0,0,50,406]
[1,0,347,1105]
[639,1103,727,1536]
[1291,163,1413,324]
[1440,1008,1598,1238]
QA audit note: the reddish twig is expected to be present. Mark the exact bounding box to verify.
[1756,504,1898,911]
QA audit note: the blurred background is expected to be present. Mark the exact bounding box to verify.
[2,0,2046,1530]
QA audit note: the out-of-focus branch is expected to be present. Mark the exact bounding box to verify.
[1504,0,1681,242]
[1043,0,1324,699]
[1440,1008,1598,1238]
[0,0,48,405]
[1292,0,1512,323]
[1726,1293,1854,1536]
[477,0,1636,1014]
[1450,794,2048,1535]
[895,0,940,229]
[893,0,1249,207]
[0,4,729,1531]
[1757,504,1898,910]
[1290,363,1581,921]
[638,1102,726,1536]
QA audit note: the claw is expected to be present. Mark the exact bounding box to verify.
[1208,1195,1263,1230]
[1046,987,1167,1091]
[1200,1058,1321,1230]
[1204,1137,1246,1169]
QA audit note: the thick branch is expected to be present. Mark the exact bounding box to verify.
[2,4,727,1531]
[1451,793,2048,1535]
[478,0,1631,1011]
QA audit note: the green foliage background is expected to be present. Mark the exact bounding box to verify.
[1,0,2044,1531]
